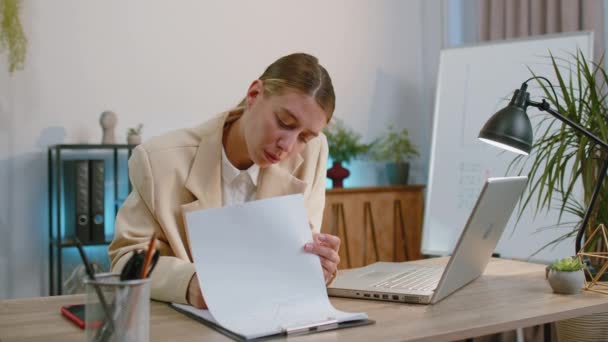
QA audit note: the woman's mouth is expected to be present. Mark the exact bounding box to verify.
[264,150,280,164]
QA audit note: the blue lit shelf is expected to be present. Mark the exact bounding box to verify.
[51,239,114,247]
[48,144,135,296]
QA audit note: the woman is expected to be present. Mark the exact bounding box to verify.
[108,53,341,309]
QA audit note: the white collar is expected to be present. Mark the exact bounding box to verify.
[221,146,260,186]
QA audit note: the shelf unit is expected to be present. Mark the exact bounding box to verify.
[48,144,135,295]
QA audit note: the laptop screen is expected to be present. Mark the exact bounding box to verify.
[431,176,528,303]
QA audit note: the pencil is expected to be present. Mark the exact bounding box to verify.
[140,232,157,279]
[73,238,115,338]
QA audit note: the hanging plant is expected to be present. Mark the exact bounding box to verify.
[0,0,27,73]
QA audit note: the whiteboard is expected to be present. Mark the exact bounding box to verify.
[423,32,593,262]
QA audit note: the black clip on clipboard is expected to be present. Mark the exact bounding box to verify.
[281,317,375,337]
[282,318,339,335]
[169,303,374,341]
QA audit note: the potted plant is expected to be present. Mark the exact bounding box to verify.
[509,51,608,261]
[509,51,608,339]
[127,124,143,145]
[0,0,27,74]
[323,119,371,188]
[545,256,584,294]
[371,125,419,185]
[548,258,608,341]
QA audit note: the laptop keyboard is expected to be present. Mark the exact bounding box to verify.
[372,267,443,291]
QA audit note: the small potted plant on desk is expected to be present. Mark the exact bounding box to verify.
[323,119,371,188]
[546,256,585,294]
[371,125,419,185]
[549,258,604,341]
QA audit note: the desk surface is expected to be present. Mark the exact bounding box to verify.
[2,258,608,342]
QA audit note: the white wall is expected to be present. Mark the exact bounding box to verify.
[0,0,443,298]
[0,47,11,300]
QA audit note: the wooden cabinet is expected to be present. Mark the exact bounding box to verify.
[321,185,425,269]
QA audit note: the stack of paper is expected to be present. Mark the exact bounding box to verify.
[174,194,369,340]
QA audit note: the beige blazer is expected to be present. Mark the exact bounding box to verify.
[108,111,328,304]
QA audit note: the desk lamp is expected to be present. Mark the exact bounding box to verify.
[478,78,608,254]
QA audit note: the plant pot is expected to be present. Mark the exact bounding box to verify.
[386,162,409,185]
[327,161,350,188]
[546,267,584,294]
[127,134,142,145]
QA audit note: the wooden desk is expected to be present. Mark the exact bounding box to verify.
[2,258,608,342]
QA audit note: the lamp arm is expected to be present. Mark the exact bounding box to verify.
[528,100,608,150]
[529,99,608,253]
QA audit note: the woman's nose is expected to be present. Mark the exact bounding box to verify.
[277,132,298,154]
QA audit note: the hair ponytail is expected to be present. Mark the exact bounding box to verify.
[237,53,335,120]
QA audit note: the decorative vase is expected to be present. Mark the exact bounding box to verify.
[99,111,117,144]
[546,267,584,294]
[386,162,410,185]
[327,161,350,188]
[127,134,142,145]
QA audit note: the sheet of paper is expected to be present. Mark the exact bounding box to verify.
[183,194,367,339]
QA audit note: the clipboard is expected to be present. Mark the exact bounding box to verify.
[170,303,375,341]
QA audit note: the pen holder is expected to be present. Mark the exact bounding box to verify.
[84,273,150,342]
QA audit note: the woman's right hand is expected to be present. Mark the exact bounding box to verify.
[187,273,207,309]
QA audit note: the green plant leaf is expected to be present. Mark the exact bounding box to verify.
[370,125,419,163]
[510,49,608,256]
[549,256,584,272]
[323,118,371,164]
[0,0,27,73]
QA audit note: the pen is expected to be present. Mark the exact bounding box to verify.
[140,232,157,279]
[74,238,115,339]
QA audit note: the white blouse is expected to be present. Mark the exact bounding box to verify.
[221,147,260,206]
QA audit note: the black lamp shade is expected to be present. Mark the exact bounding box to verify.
[479,90,534,155]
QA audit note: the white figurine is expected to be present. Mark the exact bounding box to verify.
[99,111,117,144]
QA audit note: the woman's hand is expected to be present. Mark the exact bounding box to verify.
[304,233,341,284]
[187,273,207,309]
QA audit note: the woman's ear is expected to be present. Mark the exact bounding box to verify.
[245,80,263,108]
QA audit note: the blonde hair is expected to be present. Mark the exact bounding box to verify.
[238,53,335,120]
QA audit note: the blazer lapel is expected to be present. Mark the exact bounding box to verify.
[182,114,227,213]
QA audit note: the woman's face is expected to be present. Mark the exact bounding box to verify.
[242,80,328,168]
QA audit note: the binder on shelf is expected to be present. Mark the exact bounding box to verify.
[63,160,90,243]
[89,159,105,243]
[49,144,134,296]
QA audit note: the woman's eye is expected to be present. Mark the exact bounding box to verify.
[276,116,292,129]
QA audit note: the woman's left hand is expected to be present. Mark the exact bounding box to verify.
[304,233,341,284]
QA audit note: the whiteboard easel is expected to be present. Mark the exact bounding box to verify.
[423,32,593,262]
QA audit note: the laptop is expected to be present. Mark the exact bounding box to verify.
[327,176,528,305]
